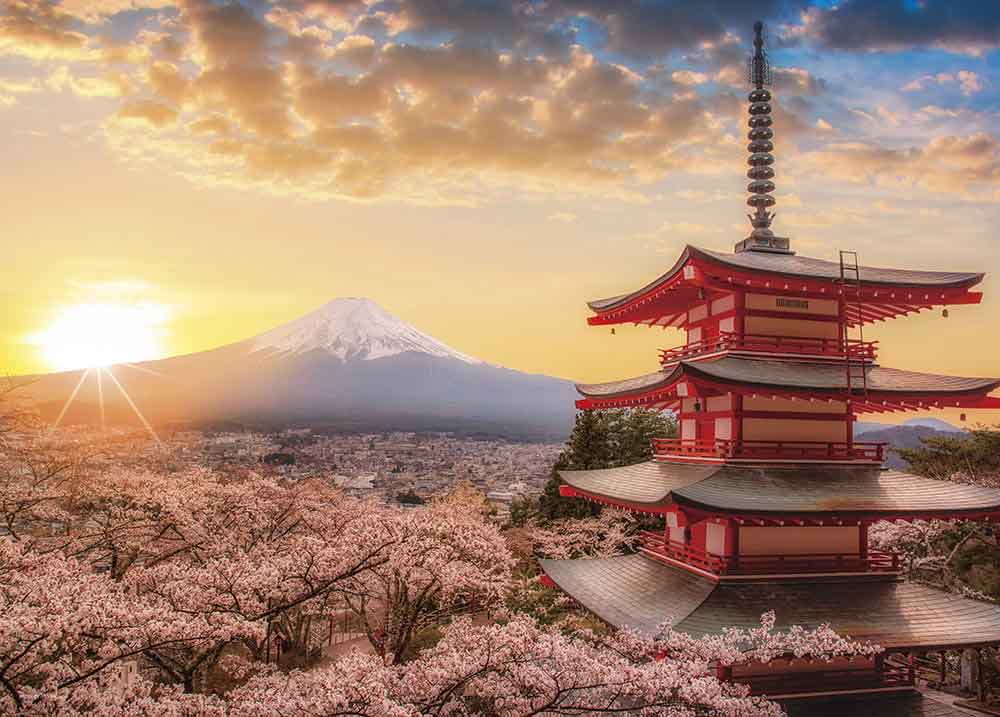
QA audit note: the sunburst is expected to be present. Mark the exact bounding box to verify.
[49,365,162,445]
[34,301,171,445]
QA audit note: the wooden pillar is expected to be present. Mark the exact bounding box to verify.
[859,521,869,559]
[733,393,743,451]
[940,650,948,685]
[735,290,746,338]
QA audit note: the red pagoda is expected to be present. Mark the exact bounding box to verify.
[541,21,1000,715]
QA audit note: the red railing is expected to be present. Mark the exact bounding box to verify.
[640,531,900,576]
[739,663,911,696]
[652,438,886,463]
[659,332,877,364]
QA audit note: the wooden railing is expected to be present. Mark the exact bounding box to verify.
[659,332,877,364]
[739,662,912,696]
[640,531,900,576]
[651,438,886,463]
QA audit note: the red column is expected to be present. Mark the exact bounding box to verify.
[735,290,746,337]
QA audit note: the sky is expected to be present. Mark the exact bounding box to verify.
[3,0,1000,423]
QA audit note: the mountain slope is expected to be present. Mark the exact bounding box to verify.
[20,299,578,441]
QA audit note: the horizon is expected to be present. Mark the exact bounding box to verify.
[4,0,1000,428]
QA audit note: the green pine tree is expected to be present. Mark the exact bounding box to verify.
[535,409,676,524]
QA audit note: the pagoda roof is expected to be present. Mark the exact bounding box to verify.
[540,554,1000,650]
[587,245,984,327]
[558,461,1000,519]
[576,356,1000,414]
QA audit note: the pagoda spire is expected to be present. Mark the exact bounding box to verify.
[736,21,792,254]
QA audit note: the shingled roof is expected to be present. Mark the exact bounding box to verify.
[558,461,1000,517]
[540,554,1000,649]
[587,245,984,313]
[576,356,1000,399]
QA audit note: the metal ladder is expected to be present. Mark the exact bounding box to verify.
[839,251,869,403]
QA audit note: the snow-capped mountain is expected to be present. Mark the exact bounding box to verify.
[21,299,577,440]
[250,298,481,364]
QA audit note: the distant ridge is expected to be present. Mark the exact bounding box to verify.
[18,298,577,441]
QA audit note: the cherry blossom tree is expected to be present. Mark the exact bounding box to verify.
[528,508,639,560]
[0,537,189,714]
[228,612,878,717]
[342,500,514,664]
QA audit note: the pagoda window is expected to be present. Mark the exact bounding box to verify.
[680,418,696,441]
[705,395,733,412]
[714,417,733,440]
[705,523,727,556]
[711,294,736,315]
[744,314,839,340]
[688,303,710,323]
[739,526,860,557]
[742,417,847,442]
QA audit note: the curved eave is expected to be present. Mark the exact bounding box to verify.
[558,461,1000,521]
[541,554,1000,650]
[586,245,985,327]
[575,357,1000,414]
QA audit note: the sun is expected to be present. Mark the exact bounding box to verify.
[29,302,171,372]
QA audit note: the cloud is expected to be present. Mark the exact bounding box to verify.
[546,212,577,223]
[671,70,708,87]
[47,66,131,97]
[903,70,984,96]
[20,0,990,209]
[115,99,178,127]
[798,0,1000,54]
[0,1,91,60]
[0,77,42,94]
[957,70,983,96]
[800,133,1000,196]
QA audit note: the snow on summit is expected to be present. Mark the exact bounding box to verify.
[249,298,481,364]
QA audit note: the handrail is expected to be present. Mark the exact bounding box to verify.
[660,332,878,364]
[639,532,900,576]
[651,437,886,462]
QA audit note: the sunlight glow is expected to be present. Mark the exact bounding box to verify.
[29,302,171,371]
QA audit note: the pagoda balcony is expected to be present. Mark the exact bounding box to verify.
[734,660,913,697]
[652,437,886,464]
[659,332,877,365]
[639,531,901,577]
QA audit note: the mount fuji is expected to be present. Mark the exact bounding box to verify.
[21,299,578,440]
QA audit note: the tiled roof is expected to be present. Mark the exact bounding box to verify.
[541,554,1000,649]
[577,369,676,397]
[587,245,983,313]
[558,462,1000,516]
[680,573,1000,649]
[677,466,1000,515]
[576,356,1000,398]
[539,554,715,637]
[558,461,716,505]
[696,247,983,287]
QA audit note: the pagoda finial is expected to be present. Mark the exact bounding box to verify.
[736,21,792,254]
